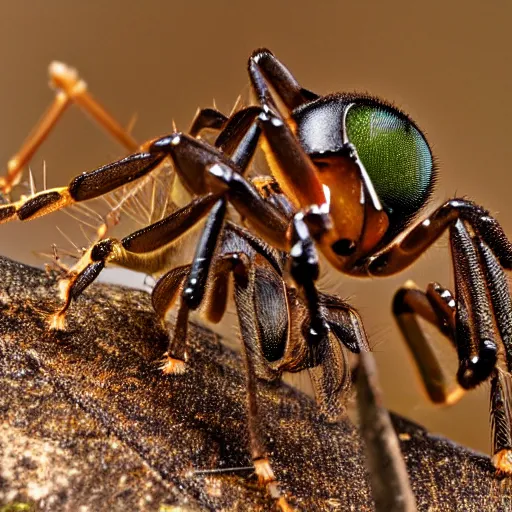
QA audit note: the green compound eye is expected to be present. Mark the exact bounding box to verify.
[345,103,434,217]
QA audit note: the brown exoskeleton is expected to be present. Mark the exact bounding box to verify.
[1,49,512,508]
[0,57,372,510]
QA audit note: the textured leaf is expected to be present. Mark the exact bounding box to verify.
[0,256,510,511]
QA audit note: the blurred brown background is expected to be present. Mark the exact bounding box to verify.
[1,1,511,455]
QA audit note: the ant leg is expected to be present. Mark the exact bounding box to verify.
[242,340,293,512]
[358,200,512,387]
[152,264,190,322]
[469,237,512,471]
[438,220,498,387]
[48,62,139,151]
[248,48,318,110]
[389,217,512,472]
[288,211,330,342]
[490,370,512,473]
[308,294,371,421]
[137,115,311,250]
[365,199,512,274]
[393,281,465,405]
[151,264,191,374]
[51,194,220,329]
[0,152,165,223]
[476,238,512,371]
[228,250,293,510]
[189,108,228,137]
[0,114,263,225]
[181,198,227,310]
[1,61,138,194]
[258,106,329,215]
[133,118,265,367]
[248,50,329,217]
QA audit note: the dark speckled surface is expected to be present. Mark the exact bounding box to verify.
[0,256,510,511]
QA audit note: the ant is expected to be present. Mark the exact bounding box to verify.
[1,49,512,509]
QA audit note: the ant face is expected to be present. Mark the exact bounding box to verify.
[291,94,436,270]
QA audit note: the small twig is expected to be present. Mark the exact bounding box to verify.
[358,351,417,512]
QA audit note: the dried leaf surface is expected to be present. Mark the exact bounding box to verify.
[0,257,510,511]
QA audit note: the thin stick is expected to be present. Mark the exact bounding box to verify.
[357,351,417,512]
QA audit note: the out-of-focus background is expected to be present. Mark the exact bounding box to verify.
[1,1,511,454]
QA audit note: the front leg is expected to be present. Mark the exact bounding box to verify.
[248,48,318,111]
[205,161,331,344]
[365,199,512,274]
[50,194,220,329]
[247,49,331,219]
[0,152,165,223]
[0,117,259,225]
[359,199,512,383]
[1,61,139,195]
[361,198,512,472]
